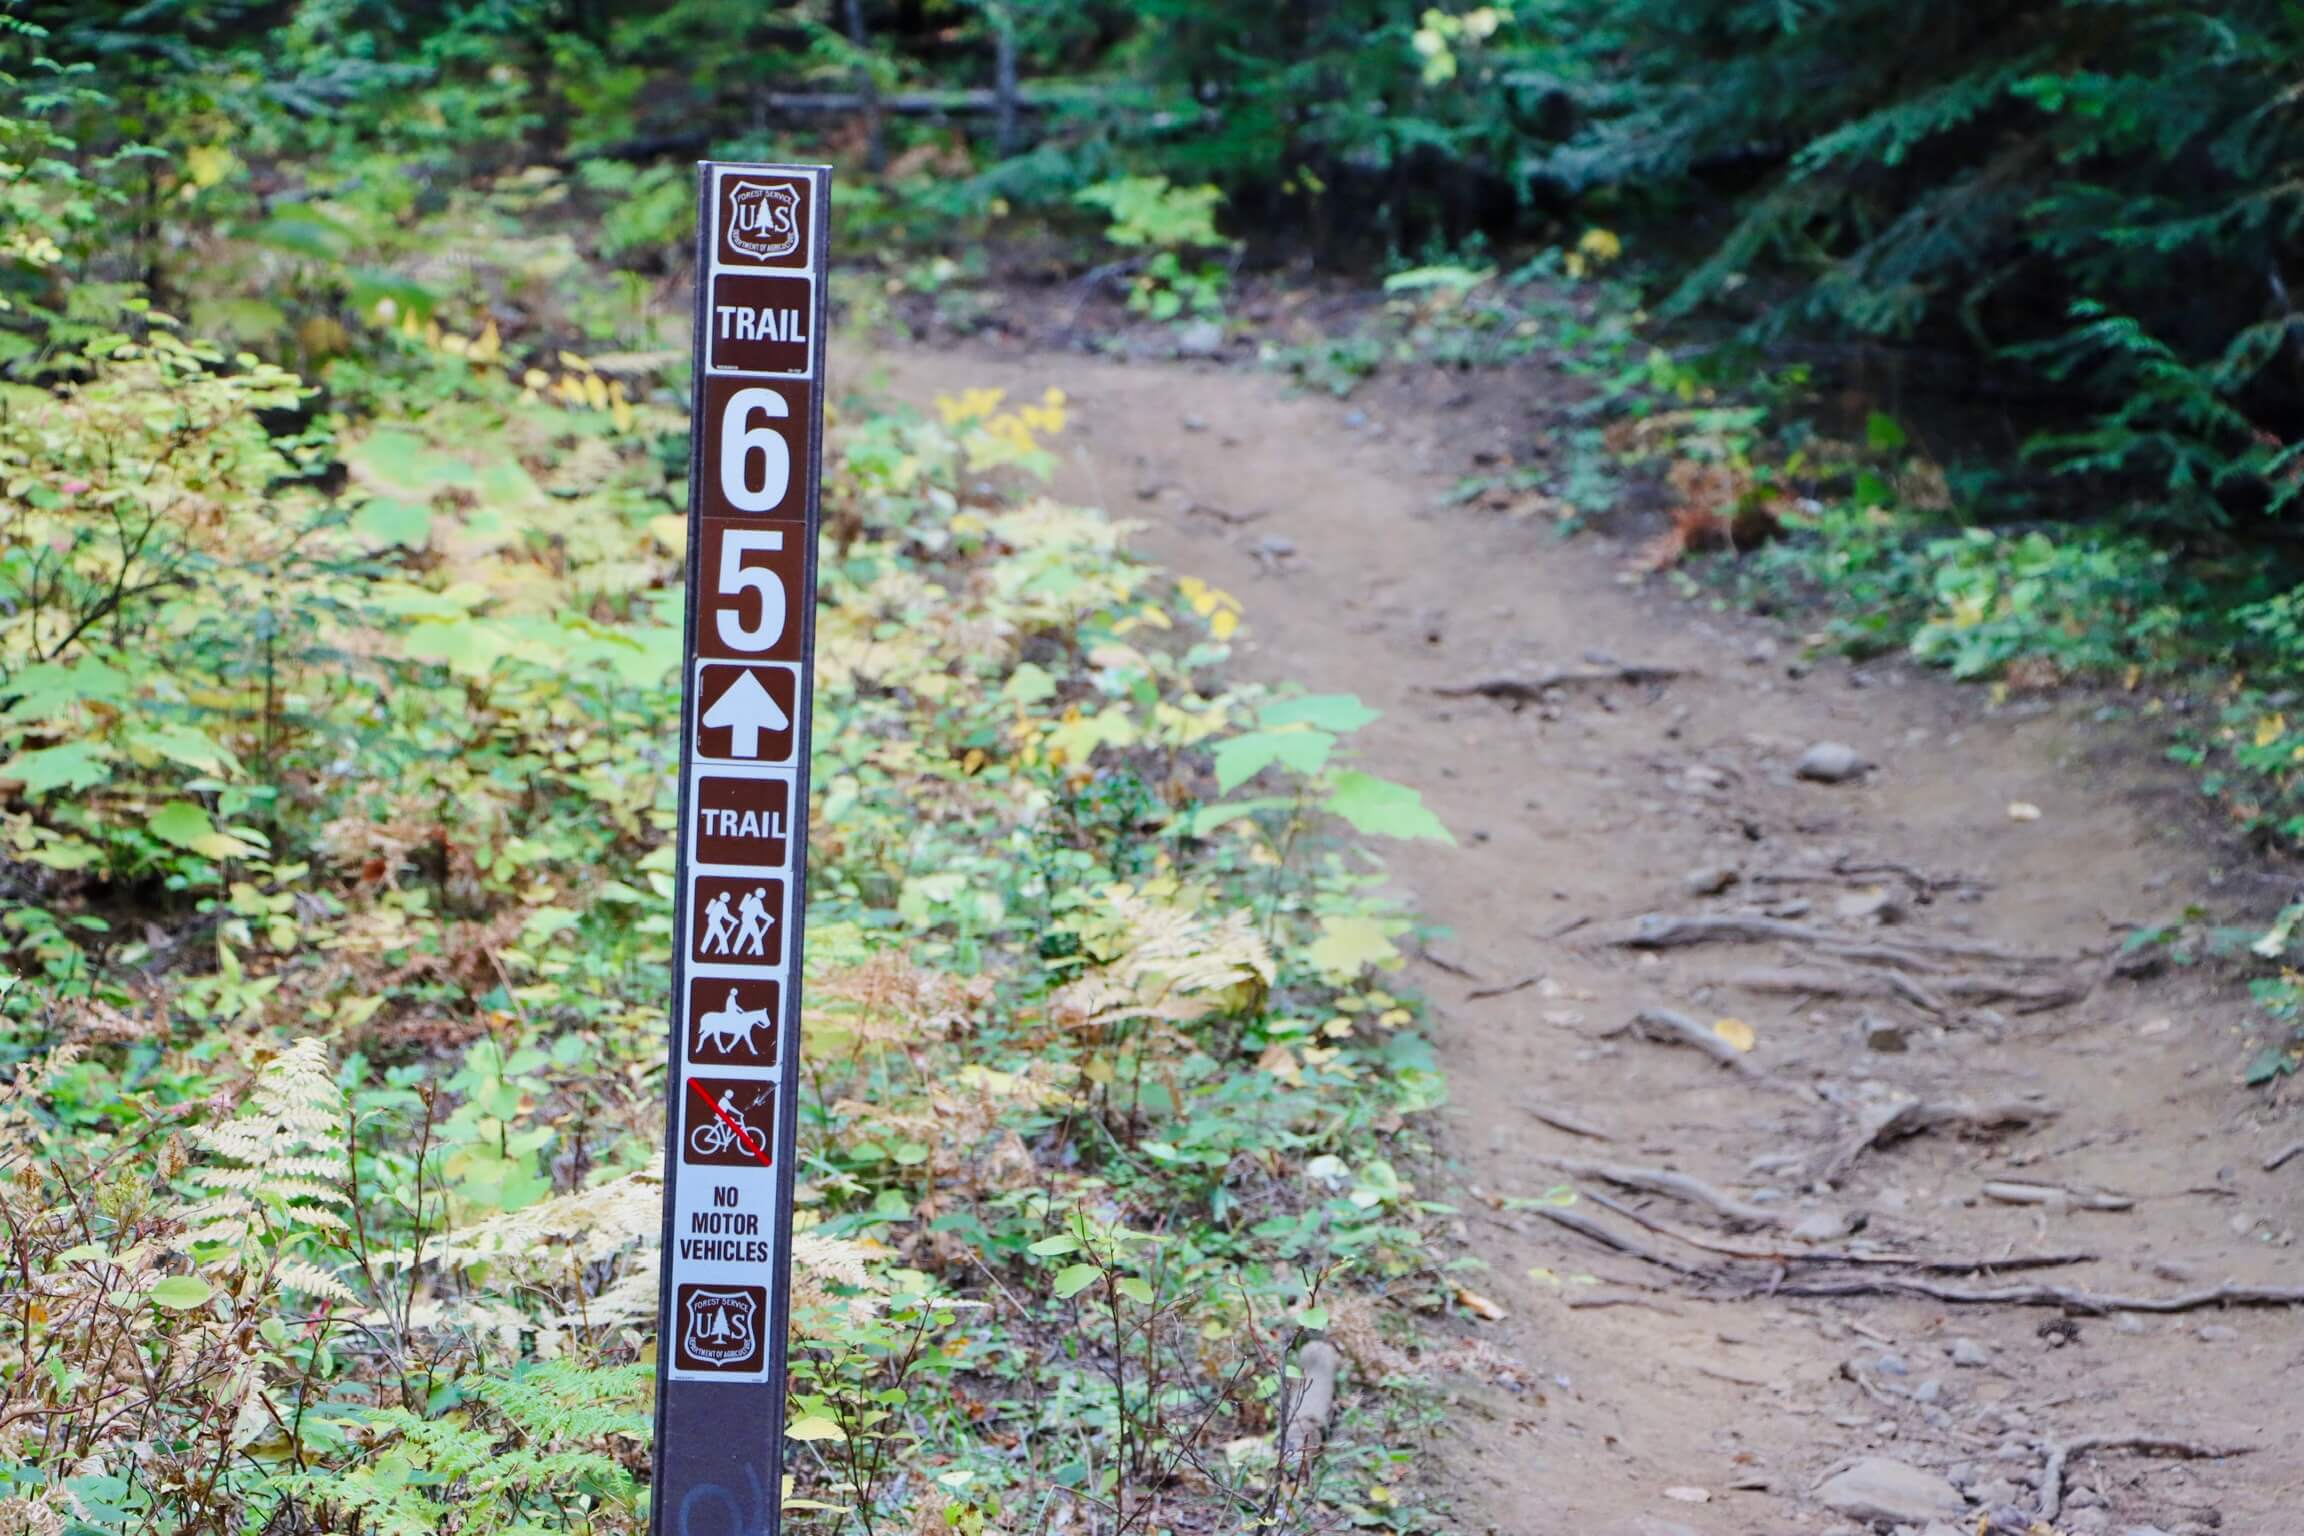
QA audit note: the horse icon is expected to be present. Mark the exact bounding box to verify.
[695,989,774,1057]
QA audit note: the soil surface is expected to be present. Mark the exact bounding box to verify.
[861,340,2304,1536]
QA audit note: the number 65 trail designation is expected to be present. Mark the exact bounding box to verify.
[651,160,829,1536]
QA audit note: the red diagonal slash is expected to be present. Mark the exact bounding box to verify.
[688,1078,775,1168]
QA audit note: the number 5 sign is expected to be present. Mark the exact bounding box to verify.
[652,162,829,1536]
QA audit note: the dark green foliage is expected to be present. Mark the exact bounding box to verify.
[1534,0,2304,524]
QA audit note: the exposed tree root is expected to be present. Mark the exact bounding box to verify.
[1541,1155,1788,1229]
[1819,1093,2059,1182]
[1600,911,2066,973]
[1527,1204,1707,1276]
[1578,1187,2091,1274]
[1430,661,1686,704]
[1756,1275,2304,1312]
[2035,1433,2254,1523]
[1623,1006,1784,1082]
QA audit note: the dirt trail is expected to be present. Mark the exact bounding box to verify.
[863,344,2304,1536]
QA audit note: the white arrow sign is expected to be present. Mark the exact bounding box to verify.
[703,670,791,758]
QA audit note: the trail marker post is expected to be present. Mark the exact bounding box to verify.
[651,160,830,1536]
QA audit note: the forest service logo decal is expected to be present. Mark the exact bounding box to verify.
[679,1284,762,1369]
[725,180,801,260]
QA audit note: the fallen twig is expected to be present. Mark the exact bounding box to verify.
[1412,942,1481,980]
[2262,1139,2304,1172]
[1562,1290,1680,1313]
[1467,974,1541,1001]
[2035,1432,2253,1524]
[1524,1102,1614,1140]
[1430,662,1686,703]
[1280,1340,1340,1468]
[1983,1180,2135,1213]
[1542,1155,1788,1230]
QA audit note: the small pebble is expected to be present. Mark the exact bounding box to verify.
[1796,740,1870,783]
[1948,1337,1991,1368]
[2195,1322,2239,1343]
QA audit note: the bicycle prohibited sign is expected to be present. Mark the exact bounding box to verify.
[651,161,828,1525]
[681,1076,777,1169]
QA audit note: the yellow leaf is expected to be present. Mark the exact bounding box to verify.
[185,144,238,190]
[470,320,502,364]
[2256,714,2286,748]
[1210,607,1240,641]
[583,373,608,411]
[785,1416,847,1442]
[1304,914,1406,982]
[558,349,594,374]
[647,514,688,556]
[1712,1017,1756,1053]
[1577,226,1623,264]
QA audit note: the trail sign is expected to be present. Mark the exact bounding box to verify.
[652,160,830,1536]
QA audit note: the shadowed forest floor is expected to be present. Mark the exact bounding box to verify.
[870,340,2304,1536]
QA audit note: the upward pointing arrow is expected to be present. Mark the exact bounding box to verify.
[702,670,790,757]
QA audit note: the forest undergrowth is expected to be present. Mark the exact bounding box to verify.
[0,134,1478,1536]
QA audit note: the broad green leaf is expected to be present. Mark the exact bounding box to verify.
[1051,1263,1101,1299]
[2243,1046,2297,1086]
[354,497,435,549]
[1045,704,1138,762]
[1116,1276,1156,1305]
[148,1276,213,1311]
[0,741,114,796]
[1027,1235,1080,1257]
[404,617,511,678]
[127,722,243,777]
[349,427,477,500]
[1003,661,1059,703]
[1866,411,1908,452]
[1326,771,1453,842]
[1211,728,1333,792]
[2,659,130,722]
[148,802,220,850]
[142,799,262,860]
[1259,692,1379,733]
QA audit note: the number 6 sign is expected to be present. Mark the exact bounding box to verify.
[654,161,828,1536]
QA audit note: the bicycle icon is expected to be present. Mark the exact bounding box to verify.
[685,1078,775,1167]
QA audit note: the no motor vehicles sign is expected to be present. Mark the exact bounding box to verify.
[650,160,829,1536]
